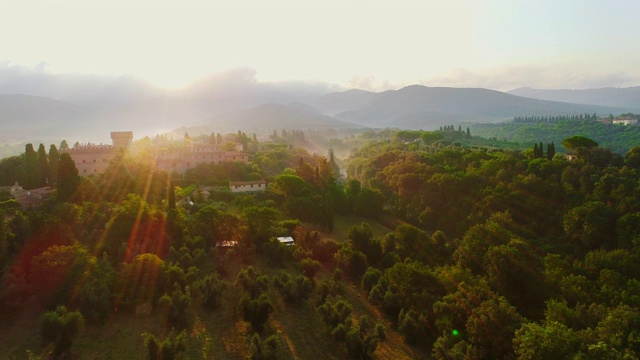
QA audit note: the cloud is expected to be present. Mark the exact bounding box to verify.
[0,63,342,108]
[424,65,640,91]
[0,62,114,101]
[341,64,640,93]
[346,75,404,92]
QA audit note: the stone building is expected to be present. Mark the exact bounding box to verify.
[60,131,132,176]
[155,133,249,174]
[63,131,250,176]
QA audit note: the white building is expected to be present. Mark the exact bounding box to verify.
[613,119,638,126]
[229,180,267,193]
[277,237,295,246]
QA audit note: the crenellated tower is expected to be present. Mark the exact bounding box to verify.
[111,131,133,148]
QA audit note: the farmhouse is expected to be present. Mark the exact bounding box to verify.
[9,182,53,209]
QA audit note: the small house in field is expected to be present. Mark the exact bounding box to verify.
[277,236,295,246]
[229,180,267,193]
[215,240,238,248]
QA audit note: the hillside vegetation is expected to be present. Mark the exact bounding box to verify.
[471,118,640,154]
[1,129,640,359]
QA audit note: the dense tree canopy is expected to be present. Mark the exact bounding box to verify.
[2,129,640,358]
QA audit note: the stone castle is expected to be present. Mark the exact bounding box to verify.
[61,131,249,176]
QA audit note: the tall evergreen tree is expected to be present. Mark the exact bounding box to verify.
[533,143,539,159]
[168,180,176,210]
[539,142,544,158]
[547,142,556,160]
[240,131,249,149]
[57,153,81,202]
[37,143,49,186]
[49,144,60,184]
[466,127,471,138]
[216,133,223,145]
[210,132,216,144]
[329,149,341,181]
[23,143,40,189]
[60,140,69,150]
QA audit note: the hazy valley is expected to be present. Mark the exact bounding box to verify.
[3,70,640,159]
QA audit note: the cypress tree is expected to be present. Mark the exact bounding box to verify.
[57,153,80,202]
[539,142,544,158]
[240,132,249,148]
[210,132,216,144]
[216,133,223,145]
[37,144,49,186]
[547,142,556,160]
[24,143,40,189]
[329,149,340,180]
[466,127,471,138]
[49,144,60,184]
[533,143,539,159]
[168,180,176,210]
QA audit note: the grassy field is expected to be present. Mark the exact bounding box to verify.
[322,214,396,244]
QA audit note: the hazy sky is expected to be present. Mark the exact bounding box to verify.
[2,0,640,91]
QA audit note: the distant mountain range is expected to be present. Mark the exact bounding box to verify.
[210,103,358,132]
[0,95,84,143]
[2,70,640,157]
[508,87,640,110]
[313,85,637,129]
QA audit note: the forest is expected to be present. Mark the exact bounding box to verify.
[1,128,639,359]
[471,117,640,154]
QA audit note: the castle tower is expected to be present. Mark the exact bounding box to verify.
[111,131,133,148]
[184,132,192,151]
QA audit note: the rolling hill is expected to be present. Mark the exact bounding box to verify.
[0,70,343,152]
[0,94,81,130]
[313,85,637,129]
[3,81,639,159]
[204,103,363,134]
[312,88,378,116]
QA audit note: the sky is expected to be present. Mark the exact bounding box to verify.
[1,0,640,92]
